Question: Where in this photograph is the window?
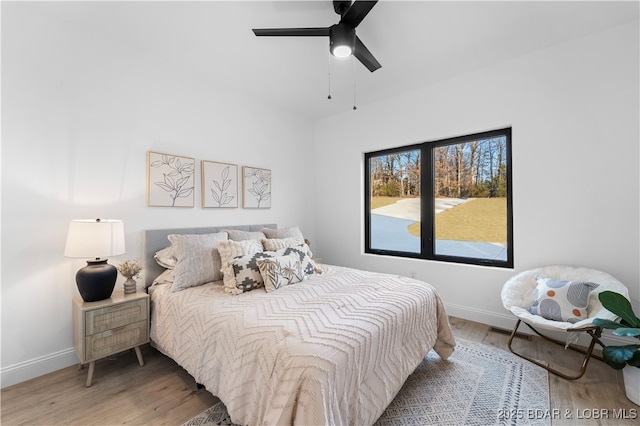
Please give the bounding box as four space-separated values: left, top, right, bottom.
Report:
365 128 513 268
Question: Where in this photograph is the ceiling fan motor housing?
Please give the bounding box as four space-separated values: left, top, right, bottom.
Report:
330 23 356 56
333 1 353 17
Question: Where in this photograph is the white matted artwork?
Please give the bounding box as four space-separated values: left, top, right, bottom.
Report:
242 166 271 209
202 160 238 208
147 151 195 207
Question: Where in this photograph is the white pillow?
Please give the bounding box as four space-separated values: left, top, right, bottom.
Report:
217 239 263 294
154 246 176 269
168 232 228 292
152 268 175 285
262 226 304 240
258 254 305 293
528 276 599 323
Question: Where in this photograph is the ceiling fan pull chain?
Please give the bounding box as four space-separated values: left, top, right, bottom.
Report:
327 54 332 100
353 56 357 110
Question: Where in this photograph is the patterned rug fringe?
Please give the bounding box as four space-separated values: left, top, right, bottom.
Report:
182 339 550 426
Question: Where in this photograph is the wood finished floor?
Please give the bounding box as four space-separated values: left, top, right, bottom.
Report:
1 317 637 425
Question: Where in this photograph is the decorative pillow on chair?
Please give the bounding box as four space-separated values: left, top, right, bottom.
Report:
258 254 305 293
168 232 228 292
528 276 599 323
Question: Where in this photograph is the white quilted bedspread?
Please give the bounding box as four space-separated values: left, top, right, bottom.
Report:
150 265 456 426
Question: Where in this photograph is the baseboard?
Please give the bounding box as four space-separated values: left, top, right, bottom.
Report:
444 302 634 348
1 348 78 389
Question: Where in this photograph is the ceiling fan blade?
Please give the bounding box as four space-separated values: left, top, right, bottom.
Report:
340 1 378 28
252 27 330 37
354 36 381 72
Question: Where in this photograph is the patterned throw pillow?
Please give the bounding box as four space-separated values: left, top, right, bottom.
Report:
275 244 316 275
225 244 315 294
231 252 273 292
168 232 228 292
528 276 599 323
217 239 264 294
257 254 305 293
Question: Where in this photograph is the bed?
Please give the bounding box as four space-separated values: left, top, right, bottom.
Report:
143 224 456 425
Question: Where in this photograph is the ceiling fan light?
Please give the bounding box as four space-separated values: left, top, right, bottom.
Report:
330 23 355 59
332 45 352 58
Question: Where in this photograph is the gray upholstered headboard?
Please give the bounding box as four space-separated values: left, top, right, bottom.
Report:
142 223 277 288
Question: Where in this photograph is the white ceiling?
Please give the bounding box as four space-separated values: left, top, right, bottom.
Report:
33 1 639 120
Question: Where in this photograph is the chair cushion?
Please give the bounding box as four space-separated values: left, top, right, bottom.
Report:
501 265 630 331
528 277 599 323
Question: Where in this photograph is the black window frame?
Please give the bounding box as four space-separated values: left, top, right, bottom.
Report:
364 127 513 268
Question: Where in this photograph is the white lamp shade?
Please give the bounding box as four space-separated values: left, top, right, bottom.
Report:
64 219 126 259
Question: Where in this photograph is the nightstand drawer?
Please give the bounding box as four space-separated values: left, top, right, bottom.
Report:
85 298 148 335
85 320 149 361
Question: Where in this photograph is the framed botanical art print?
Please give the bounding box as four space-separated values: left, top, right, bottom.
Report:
147 151 195 207
201 160 238 208
242 166 271 209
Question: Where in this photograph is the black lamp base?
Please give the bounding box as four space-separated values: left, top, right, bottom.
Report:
76 259 117 302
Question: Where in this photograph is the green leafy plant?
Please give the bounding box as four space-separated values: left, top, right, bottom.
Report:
593 291 640 369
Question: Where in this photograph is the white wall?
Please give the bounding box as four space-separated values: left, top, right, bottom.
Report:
1 4 316 386
3 4 639 389
314 21 640 331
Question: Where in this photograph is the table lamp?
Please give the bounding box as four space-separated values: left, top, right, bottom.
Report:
64 219 125 302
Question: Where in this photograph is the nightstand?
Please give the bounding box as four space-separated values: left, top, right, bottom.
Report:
72 291 149 387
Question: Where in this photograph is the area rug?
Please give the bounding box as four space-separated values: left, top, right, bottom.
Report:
183 339 550 426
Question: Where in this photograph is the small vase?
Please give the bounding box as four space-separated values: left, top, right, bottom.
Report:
623 365 640 406
123 277 137 294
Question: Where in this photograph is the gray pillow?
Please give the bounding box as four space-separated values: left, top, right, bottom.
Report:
168 232 228 292
224 229 266 241
262 226 304 240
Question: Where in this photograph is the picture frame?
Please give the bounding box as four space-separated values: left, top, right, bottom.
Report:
242 166 271 209
147 151 195 207
201 160 238 208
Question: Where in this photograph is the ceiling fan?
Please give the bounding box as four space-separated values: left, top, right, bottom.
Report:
252 1 381 72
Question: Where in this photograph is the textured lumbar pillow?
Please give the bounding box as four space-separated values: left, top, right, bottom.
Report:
528 276 599 323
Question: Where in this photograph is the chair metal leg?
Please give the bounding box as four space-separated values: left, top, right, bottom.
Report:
507 319 603 380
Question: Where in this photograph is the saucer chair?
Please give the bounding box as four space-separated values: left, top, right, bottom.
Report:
501 265 629 380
